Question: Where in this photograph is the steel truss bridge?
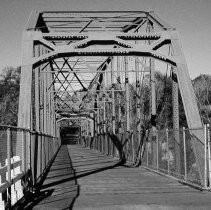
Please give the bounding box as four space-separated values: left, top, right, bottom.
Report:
1 11 211 209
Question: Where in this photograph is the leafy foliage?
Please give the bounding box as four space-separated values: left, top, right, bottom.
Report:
0 65 210 128
0 67 21 125
192 74 211 124
155 72 187 129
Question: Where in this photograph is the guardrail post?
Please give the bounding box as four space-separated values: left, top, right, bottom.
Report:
26 129 31 172
0 162 5 209
100 135 102 153
207 124 211 188
183 127 187 181
204 124 208 188
48 139 50 163
37 131 41 179
166 128 169 174
156 129 159 171
45 136 47 167
30 131 36 186
145 130 149 167
131 133 135 163
107 134 109 155
46 136 49 166
21 130 26 173
42 135 45 172
7 128 11 208
146 140 149 167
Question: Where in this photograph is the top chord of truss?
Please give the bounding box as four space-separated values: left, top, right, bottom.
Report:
26 10 174 33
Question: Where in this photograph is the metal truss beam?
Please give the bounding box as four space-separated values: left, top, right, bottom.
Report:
43 32 163 41
31 49 175 68
147 11 174 30
19 11 203 180
26 11 49 32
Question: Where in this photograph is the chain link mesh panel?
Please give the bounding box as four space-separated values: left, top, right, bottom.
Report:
0 126 61 207
142 127 206 187
0 127 7 168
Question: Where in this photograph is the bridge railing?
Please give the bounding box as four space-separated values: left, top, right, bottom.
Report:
79 130 145 164
80 125 211 190
142 125 211 190
0 125 61 208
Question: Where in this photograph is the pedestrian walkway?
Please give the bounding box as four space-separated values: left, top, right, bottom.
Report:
25 145 211 210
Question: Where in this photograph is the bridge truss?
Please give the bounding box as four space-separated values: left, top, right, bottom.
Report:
18 11 204 182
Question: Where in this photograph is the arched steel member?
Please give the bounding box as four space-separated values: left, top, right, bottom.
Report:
57 116 93 123
57 116 94 138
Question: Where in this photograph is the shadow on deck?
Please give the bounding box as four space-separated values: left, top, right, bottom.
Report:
17 144 211 210
17 144 120 209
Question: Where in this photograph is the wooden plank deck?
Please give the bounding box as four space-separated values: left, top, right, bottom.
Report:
25 145 211 210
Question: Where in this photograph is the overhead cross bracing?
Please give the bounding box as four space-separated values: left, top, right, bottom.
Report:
27 11 176 68
17 10 206 190
23 11 176 116
33 11 172 32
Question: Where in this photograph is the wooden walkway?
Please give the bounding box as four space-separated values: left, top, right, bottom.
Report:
25 145 211 210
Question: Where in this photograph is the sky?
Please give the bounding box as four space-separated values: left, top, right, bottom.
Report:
0 0 210 78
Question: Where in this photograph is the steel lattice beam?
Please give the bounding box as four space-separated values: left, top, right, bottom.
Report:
18 11 204 180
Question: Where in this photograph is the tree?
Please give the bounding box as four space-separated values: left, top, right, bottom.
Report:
192 74 211 124
0 66 21 125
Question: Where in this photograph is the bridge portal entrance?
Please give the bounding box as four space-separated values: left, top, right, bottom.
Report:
18 11 205 185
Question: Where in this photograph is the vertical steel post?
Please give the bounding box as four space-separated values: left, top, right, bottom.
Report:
117 56 122 134
104 70 108 153
103 71 106 135
42 48 45 133
136 56 141 131
18 32 34 182
125 57 130 158
148 22 156 132
26 129 31 171
148 21 157 168
48 137 49 163
146 141 149 167
111 59 115 134
204 124 207 188
135 56 141 163
166 128 170 174
39 48 43 133
150 58 157 168
42 134 45 171
18 31 34 129
86 120 89 136
124 57 130 132
40 46 45 133
150 61 156 130
103 102 106 154
183 127 187 180
37 131 41 178
7 128 11 208
207 124 211 188
50 70 55 137
97 95 100 151
103 101 106 134
21 130 26 173
116 57 121 158
46 50 51 135
172 68 181 174
30 131 36 185
156 129 159 171
48 64 53 136
34 44 40 132
130 132 134 162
